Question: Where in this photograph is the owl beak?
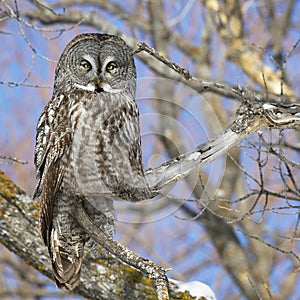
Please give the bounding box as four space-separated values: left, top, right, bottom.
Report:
95 79 103 93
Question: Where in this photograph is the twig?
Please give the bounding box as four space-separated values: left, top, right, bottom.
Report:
0 154 27 164
133 42 192 80
0 80 50 88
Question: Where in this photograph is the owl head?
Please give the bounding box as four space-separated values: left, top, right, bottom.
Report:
54 33 136 96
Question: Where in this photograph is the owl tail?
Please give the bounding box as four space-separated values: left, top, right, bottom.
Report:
50 227 84 290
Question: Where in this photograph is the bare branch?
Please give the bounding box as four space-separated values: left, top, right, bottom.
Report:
0 154 27 165
133 42 192 80
146 99 300 191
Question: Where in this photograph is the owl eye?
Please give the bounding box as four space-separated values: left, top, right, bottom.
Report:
106 61 117 72
80 60 92 71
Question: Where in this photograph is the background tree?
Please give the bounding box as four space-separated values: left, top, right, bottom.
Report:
0 1 299 299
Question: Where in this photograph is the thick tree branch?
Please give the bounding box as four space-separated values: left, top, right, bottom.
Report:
145 98 300 191
0 171 200 300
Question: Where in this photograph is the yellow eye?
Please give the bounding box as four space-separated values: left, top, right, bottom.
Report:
80 60 91 70
106 62 117 72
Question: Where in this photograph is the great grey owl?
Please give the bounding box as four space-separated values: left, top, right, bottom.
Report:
34 33 153 290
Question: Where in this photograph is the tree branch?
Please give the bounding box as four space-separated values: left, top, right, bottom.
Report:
145 98 300 191
0 171 201 300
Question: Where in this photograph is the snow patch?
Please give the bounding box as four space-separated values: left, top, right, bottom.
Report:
170 279 217 300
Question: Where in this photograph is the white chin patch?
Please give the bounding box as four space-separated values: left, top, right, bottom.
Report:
74 83 96 92
100 82 123 94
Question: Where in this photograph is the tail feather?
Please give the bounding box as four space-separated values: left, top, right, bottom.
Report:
46 195 115 290
50 226 84 290
52 251 83 290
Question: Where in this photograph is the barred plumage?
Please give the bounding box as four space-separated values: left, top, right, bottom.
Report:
34 33 151 289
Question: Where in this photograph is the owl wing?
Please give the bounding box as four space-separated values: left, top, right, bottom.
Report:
34 94 71 245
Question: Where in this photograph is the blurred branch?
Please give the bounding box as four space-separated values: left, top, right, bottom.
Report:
205 0 295 96
50 0 198 57
0 154 27 165
264 0 295 64
20 3 300 104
